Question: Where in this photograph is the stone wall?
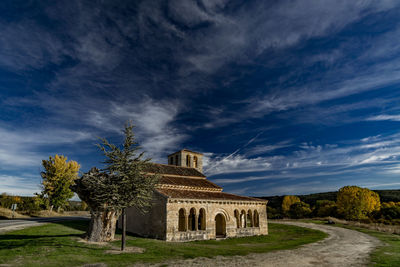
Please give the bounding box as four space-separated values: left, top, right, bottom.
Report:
119 192 167 239
168 150 203 173
165 199 268 241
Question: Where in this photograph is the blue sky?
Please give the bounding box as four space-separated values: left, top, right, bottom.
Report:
1 0 400 197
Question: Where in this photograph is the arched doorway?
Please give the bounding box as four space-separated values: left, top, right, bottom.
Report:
215 213 226 238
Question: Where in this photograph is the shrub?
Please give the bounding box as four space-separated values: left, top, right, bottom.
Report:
267 206 283 219
0 194 22 209
289 201 312 219
379 202 400 220
314 200 337 217
19 197 42 215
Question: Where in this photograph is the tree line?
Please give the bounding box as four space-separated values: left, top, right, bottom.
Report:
267 186 400 224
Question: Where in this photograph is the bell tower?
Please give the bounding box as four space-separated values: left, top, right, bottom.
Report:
168 149 203 173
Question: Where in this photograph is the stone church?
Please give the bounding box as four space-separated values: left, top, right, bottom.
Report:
122 149 268 241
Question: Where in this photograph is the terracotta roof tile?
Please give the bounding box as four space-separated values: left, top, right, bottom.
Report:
160 176 221 189
143 163 205 177
156 188 266 202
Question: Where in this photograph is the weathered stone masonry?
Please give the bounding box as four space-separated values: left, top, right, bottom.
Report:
121 149 268 241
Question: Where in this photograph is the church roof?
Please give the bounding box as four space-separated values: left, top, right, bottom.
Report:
144 161 264 203
159 176 221 190
156 188 266 202
143 163 205 177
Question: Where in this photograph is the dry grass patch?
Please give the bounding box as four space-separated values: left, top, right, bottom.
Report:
324 217 400 234
0 207 29 219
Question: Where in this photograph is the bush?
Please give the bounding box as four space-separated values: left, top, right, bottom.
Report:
379 202 400 220
18 197 42 214
0 194 22 209
289 201 312 219
267 206 283 219
314 200 337 217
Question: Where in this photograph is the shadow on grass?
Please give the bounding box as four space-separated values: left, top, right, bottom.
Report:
0 220 102 250
52 220 89 232
0 233 87 250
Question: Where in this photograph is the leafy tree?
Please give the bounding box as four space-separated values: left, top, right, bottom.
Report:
336 186 380 220
0 194 22 209
19 196 42 214
72 123 159 242
314 200 337 217
41 155 80 212
282 195 301 215
289 201 312 219
379 202 400 220
267 206 282 219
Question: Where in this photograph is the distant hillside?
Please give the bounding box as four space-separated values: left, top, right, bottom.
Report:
259 189 400 209
375 189 400 202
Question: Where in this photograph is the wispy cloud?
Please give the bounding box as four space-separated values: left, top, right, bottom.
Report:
1 1 400 197
366 115 400 122
207 133 400 185
0 126 93 170
0 175 41 196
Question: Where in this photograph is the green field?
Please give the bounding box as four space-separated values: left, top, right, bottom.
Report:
0 221 326 267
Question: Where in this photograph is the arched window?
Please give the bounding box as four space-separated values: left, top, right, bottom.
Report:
193 156 198 168
247 210 253 227
254 210 260 227
175 155 179 166
188 208 196 231
178 208 187 231
240 210 246 228
234 210 240 228
186 155 191 167
198 208 206 230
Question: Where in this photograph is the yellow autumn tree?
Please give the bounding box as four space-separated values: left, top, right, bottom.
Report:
41 155 80 212
282 195 301 214
336 186 380 220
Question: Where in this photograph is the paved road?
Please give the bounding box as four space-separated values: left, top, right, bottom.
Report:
0 216 89 233
144 221 381 267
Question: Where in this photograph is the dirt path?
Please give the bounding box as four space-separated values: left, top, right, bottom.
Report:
140 221 381 267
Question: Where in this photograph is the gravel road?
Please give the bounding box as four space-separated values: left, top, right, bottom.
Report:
143 221 381 267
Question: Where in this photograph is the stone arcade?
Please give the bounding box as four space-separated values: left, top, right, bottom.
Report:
121 149 268 241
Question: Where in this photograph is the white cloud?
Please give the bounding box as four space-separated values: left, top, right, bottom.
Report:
0 175 41 196
0 126 93 170
204 153 275 176
206 133 400 181
84 98 187 162
366 115 400 122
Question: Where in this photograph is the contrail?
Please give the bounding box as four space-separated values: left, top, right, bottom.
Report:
206 131 264 172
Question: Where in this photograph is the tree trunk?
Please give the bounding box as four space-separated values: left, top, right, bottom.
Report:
87 210 119 242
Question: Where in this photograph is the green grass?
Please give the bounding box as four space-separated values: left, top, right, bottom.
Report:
301 219 400 267
0 221 327 267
